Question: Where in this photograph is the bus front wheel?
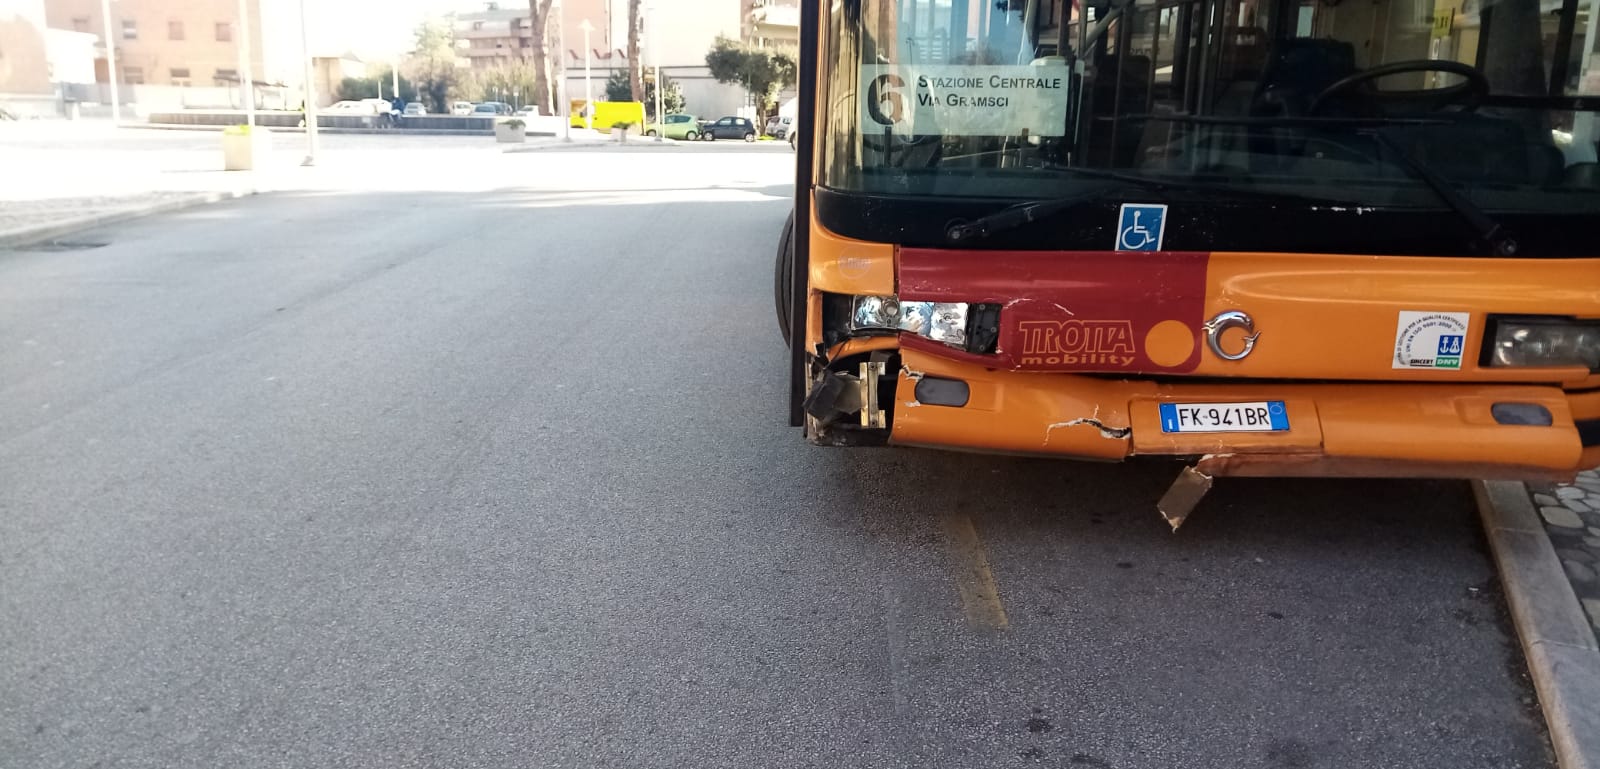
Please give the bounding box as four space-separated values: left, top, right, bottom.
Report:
775 210 795 346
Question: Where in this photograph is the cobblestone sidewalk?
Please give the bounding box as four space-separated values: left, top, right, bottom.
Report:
1529 467 1600 640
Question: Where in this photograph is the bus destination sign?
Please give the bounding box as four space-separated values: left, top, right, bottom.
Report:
859 64 1071 137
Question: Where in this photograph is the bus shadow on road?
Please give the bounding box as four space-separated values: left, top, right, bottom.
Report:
825 444 1481 554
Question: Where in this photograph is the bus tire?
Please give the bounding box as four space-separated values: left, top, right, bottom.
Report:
775 209 796 346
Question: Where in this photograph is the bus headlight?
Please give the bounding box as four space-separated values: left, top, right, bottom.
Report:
847 295 970 348
851 295 902 330
899 301 969 348
1487 318 1600 371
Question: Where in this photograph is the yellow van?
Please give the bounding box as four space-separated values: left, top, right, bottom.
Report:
570 100 646 131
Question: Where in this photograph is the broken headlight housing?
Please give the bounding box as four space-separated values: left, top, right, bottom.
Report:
844 295 999 353
1485 317 1600 372
896 301 970 348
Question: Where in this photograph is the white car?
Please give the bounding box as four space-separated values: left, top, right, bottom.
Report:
451 101 474 116
515 106 542 117
324 99 390 116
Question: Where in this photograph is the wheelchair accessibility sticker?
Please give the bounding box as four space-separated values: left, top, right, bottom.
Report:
1392 311 1470 369
1116 204 1167 252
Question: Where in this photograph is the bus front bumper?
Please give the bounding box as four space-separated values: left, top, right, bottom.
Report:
891 349 1600 481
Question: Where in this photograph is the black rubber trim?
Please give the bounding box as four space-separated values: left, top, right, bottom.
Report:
788 0 820 427
815 187 1600 258
1579 418 1600 447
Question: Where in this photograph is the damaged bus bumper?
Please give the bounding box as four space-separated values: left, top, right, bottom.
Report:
890 347 1599 481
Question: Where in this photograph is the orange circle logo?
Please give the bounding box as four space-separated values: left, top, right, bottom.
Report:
1144 320 1195 367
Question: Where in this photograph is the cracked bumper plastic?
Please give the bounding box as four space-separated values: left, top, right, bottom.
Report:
890 348 1589 481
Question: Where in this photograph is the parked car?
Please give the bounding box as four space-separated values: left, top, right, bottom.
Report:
403 102 427 116
323 100 371 114
644 114 701 140
764 115 793 139
451 101 474 116
361 98 396 116
473 102 515 116
700 116 758 142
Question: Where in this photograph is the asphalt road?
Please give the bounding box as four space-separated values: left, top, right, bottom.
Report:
0 140 1552 768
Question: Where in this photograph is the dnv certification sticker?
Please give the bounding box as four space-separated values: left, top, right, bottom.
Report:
1393 311 1470 369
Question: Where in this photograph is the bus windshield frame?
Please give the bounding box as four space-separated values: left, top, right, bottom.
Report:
816 0 1600 249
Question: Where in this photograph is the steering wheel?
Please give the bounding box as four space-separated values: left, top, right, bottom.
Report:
1307 60 1489 116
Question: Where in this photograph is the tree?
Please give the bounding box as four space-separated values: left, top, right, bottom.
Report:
627 0 644 101
462 63 542 108
336 69 416 102
704 37 796 131
605 69 685 119
524 0 555 114
605 69 631 102
404 18 462 115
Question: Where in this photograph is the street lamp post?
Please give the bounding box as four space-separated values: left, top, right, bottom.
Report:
235 0 256 128
580 19 593 130
99 0 120 123
555 0 571 141
298 0 317 166
649 2 662 142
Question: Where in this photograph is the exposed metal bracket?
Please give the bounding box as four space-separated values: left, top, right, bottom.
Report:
859 360 887 429
1157 466 1214 531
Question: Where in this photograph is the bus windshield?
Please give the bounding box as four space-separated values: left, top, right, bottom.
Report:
820 0 1600 214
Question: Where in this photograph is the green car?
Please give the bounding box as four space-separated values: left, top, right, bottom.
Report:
644 114 702 141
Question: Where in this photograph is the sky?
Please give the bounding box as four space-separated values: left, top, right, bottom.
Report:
272 0 718 70
298 0 485 60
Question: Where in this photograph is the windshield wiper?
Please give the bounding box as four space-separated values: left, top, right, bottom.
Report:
944 166 1331 243
945 185 1116 243
1366 129 1518 256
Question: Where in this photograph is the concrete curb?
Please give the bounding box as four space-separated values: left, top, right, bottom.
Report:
502 139 681 153
0 188 255 250
1474 479 1600 769
128 124 571 138
131 123 499 136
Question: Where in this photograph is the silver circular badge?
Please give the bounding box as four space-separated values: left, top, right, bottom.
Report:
1204 311 1260 361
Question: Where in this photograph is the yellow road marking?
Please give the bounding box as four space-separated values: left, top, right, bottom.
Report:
941 513 1010 630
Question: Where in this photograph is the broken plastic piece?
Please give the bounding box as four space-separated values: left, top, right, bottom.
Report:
802 370 863 425
1157 466 1213 531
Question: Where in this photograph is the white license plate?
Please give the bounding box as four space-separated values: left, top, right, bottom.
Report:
1159 401 1289 433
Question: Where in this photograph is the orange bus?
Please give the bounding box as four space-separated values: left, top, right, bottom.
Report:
777 0 1600 523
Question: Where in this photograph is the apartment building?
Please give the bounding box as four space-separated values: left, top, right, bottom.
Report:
1 0 52 100
42 0 281 88
452 0 741 70
455 4 529 70
445 0 754 117
743 0 798 50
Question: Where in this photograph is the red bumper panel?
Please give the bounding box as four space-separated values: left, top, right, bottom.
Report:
898 248 1209 373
